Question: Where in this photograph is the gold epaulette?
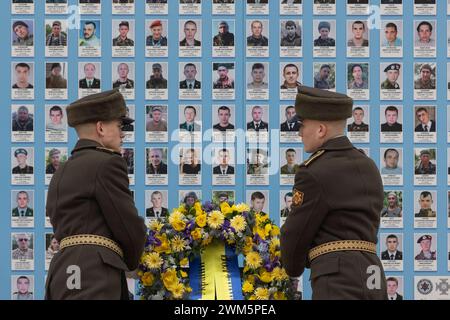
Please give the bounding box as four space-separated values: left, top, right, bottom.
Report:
96 147 121 156
302 150 325 167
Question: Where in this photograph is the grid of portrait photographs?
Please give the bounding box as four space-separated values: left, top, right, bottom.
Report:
6 0 450 300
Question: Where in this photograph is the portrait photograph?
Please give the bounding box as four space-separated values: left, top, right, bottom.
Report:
11 275 34 300
78 20 101 58
212 20 235 58
380 148 403 186
11 190 34 228
11 62 34 100
11 232 34 271
146 105 168 143
280 20 302 58
112 62 135 100
112 20 135 58
145 147 168 186
11 19 34 57
380 191 403 229
45 62 68 100
78 62 101 98
146 62 168 100
145 19 168 58
414 148 437 186
313 20 336 58
380 20 403 58
145 190 169 222
380 105 403 144
45 19 68 58
246 62 269 100
45 104 68 143
11 104 34 143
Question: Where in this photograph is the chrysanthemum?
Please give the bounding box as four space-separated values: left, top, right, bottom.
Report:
254 287 270 300
171 282 185 299
149 220 164 232
207 210 225 229
141 272 155 287
169 211 186 231
230 215 247 232
245 251 262 269
171 235 187 252
272 267 288 281
235 203 250 213
242 281 254 293
143 252 163 270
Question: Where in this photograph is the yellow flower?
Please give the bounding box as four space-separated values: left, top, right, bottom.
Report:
180 270 188 278
245 251 262 269
162 269 179 291
171 282 185 299
177 205 187 214
242 281 254 293
270 238 280 254
191 228 202 241
243 237 254 254
264 223 272 237
230 215 246 232
141 272 155 287
207 210 225 229
154 234 171 254
169 211 186 232
149 220 164 232
195 213 207 228
270 225 280 237
194 202 203 215
254 226 266 240
273 292 286 300
246 275 256 284
255 213 269 226
185 286 192 293
171 235 187 253
249 295 257 300
272 267 288 281
220 202 233 216
255 288 270 300
235 203 250 213
180 258 189 267
258 271 274 283
143 252 163 270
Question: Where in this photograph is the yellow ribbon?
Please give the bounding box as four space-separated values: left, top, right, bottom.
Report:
200 241 232 300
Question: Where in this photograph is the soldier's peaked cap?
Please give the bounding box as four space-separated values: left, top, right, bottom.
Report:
417 235 432 243
295 86 353 121
67 89 133 127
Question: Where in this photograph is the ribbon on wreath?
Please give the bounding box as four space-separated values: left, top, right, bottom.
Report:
189 241 243 300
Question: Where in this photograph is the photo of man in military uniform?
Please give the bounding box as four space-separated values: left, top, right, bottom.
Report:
381 63 401 89
112 21 134 47
213 21 234 46
12 148 33 174
415 235 436 260
12 233 34 260
45 89 146 300
12 276 33 300
347 107 369 132
146 63 167 89
415 149 436 175
314 21 335 47
281 86 387 300
414 64 435 90
12 191 34 218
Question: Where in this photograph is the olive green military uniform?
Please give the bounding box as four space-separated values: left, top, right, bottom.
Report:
280 87 387 300
45 90 146 300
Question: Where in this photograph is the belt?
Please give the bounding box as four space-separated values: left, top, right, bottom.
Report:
308 240 377 262
60 234 124 259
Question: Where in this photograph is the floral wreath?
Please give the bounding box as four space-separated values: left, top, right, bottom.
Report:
138 200 293 300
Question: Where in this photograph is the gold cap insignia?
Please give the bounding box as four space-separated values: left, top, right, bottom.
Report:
293 189 304 207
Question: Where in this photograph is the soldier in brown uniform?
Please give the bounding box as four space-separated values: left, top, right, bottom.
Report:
280 86 387 300
45 89 146 300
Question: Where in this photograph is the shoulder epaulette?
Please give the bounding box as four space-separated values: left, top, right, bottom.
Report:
302 150 326 167
96 147 121 156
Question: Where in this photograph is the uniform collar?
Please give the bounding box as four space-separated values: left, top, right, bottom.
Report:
71 139 103 155
318 136 354 151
